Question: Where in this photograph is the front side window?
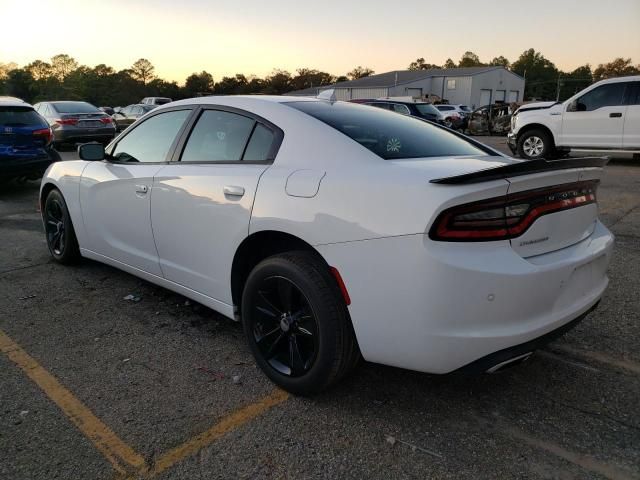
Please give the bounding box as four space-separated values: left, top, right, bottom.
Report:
575 83 626 111
181 110 255 162
287 101 489 160
112 109 190 163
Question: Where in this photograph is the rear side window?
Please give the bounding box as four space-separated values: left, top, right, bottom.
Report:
181 110 255 162
243 124 275 161
287 101 488 160
576 83 626 111
112 109 190 163
0 107 46 127
437 105 454 111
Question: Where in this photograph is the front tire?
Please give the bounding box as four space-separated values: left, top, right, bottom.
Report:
44 189 80 264
517 129 556 160
241 252 360 395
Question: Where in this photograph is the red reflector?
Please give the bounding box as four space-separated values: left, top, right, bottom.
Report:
429 181 598 242
329 266 351 306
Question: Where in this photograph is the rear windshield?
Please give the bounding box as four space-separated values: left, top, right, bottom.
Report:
0 107 46 127
415 104 440 116
52 102 100 113
286 101 488 160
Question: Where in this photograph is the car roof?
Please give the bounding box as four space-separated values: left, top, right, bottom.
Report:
0 97 33 108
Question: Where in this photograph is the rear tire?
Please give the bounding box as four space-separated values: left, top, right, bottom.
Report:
517 129 556 160
44 189 80 264
241 251 360 395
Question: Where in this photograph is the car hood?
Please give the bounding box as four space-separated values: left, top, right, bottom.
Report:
517 101 559 113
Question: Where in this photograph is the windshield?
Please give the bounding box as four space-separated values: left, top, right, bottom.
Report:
286 101 489 160
415 104 440 116
0 107 46 127
52 102 100 114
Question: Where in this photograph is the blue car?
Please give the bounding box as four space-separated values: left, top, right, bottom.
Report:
0 97 60 181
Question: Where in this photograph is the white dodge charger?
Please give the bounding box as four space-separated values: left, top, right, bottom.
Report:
40 95 614 394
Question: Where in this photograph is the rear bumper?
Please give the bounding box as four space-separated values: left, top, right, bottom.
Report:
53 127 115 144
0 153 55 178
316 220 614 374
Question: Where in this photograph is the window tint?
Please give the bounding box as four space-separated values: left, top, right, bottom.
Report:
51 102 100 113
368 102 391 110
437 105 455 111
576 83 626 111
0 107 47 127
415 104 440 116
181 110 255 162
112 109 190 163
243 124 275 161
391 104 410 115
627 82 640 105
287 101 489 160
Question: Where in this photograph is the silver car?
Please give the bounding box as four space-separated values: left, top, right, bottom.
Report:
33 101 116 147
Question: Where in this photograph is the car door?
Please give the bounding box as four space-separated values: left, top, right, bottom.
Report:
79 107 193 275
151 106 283 305
561 81 628 148
623 81 640 148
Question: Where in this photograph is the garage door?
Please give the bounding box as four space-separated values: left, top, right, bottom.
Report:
407 88 422 99
495 90 506 102
508 90 519 102
480 89 492 106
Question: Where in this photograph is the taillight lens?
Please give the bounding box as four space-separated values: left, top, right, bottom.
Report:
429 180 598 242
99 117 113 124
56 118 78 125
32 127 52 145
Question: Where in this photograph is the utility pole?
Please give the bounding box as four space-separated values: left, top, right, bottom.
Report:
556 75 562 101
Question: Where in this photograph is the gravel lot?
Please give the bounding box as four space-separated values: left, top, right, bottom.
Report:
1 140 639 480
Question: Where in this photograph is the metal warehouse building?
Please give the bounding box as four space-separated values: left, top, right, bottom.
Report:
288 66 525 109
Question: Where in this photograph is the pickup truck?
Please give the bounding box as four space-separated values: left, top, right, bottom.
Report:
508 76 640 160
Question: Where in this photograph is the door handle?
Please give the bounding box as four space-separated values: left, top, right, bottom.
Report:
223 185 245 197
135 184 148 194
609 112 622 118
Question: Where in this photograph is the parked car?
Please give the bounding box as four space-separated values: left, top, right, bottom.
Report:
509 76 640 159
112 104 156 131
99 106 115 115
40 97 613 394
140 97 172 106
0 97 59 181
34 101 116 147
359 99 445 124
467 103 514 136
435 104 471 129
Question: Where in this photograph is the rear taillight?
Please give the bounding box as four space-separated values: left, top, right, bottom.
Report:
429 181 598 242
32 127 52 145
99 117 113 124
56 118 78 125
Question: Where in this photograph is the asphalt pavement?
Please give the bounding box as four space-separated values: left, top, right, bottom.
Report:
1 140 639 479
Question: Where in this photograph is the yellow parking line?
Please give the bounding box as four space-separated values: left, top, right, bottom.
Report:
0 329 147 476
147 388 289 477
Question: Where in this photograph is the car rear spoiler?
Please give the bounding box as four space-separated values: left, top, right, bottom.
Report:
430 157 609 185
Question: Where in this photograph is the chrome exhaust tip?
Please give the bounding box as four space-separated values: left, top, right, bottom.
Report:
486 352 533 373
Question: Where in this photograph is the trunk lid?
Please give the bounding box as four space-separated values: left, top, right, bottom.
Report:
505 165 603 257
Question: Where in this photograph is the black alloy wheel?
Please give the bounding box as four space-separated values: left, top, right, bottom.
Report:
242 252 360 395
44 189 80 264
251 276 319 377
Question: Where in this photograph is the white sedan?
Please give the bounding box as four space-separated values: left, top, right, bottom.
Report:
40 96 613 394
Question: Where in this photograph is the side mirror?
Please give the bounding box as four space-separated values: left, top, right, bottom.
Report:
78 142 105 161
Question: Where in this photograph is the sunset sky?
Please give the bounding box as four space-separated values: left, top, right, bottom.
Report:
1 0 639 83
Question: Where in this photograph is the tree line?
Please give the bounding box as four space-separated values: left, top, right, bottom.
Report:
0 50 637 107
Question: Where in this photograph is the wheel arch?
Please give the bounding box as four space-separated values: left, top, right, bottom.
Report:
231 230 330 312
517 123 556 147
